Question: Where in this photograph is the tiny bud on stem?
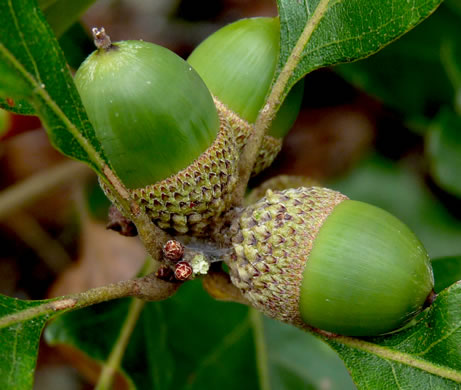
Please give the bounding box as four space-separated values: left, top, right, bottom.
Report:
163 239 185 262
175 261 193 281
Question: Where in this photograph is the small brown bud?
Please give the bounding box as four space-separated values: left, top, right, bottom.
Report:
106 205 138 236
175 261 193 281
163 240 184 262
156 266 175 282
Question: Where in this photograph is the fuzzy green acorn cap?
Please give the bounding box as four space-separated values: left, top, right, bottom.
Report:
102 110 240 236
130 112 239 235
228 187 347 327
213 99 282 176
228 187 434 335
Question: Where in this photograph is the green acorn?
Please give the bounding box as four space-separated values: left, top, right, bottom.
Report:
74 28 240 235
188 17 304 175
228 186 435 336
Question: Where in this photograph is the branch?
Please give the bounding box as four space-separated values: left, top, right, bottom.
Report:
95 298 145 390
232 0 332 203
0 160 90 220
0 273 179 329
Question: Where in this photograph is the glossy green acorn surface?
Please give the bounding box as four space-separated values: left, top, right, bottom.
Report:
188 17 303 139
75 40 220 189
229 187 434 336
299 200 434 336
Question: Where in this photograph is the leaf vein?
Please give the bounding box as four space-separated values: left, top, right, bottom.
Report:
7 0 43 85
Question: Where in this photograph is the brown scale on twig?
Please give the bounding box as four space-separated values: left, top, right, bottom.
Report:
106 205 138 236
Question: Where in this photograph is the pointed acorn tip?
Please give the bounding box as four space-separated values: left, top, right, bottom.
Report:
92 27 112 50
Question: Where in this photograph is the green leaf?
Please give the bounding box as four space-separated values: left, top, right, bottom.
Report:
445 0 461 21
432 256 461 293
45 281 260 390
0 0 106 175
331 155 461 259
259 314 357 390
0 295 60 390
41 0 97 38
46 281 361 390
0 61 31 101
324 282 461 389
337 4 461 126
58 23 93 70
427 108 461 197
275 0 443 100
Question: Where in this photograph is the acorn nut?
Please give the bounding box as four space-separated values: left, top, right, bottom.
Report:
188 17 304 175
74 29 240 235
227 186 435 336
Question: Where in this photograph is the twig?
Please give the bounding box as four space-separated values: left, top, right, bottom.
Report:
95 298 145 390
94 257 157 390
232 0 332 204
0 160 90 220
0 273 179 329
5 211 72 273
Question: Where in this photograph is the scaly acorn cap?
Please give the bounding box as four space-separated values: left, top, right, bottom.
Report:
228 187 435 336
75 35 240 235
188 17 304 175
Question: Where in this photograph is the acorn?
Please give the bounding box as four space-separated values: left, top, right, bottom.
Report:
188 17 304 175
227 187 435 336
74 28 240 235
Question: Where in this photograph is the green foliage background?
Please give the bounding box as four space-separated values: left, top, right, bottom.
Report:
0 0 460 389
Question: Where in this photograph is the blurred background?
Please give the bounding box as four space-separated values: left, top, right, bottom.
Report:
1 0 460 389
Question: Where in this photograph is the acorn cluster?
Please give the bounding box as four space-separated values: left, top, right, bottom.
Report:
75 22 435 337
76 20 300 236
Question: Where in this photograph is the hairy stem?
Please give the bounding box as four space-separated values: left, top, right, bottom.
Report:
233 0 332 203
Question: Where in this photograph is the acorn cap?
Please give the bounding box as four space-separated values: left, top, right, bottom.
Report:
75 40 220 189
130 115 239 235
228 187 434 336
100 111 239 235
